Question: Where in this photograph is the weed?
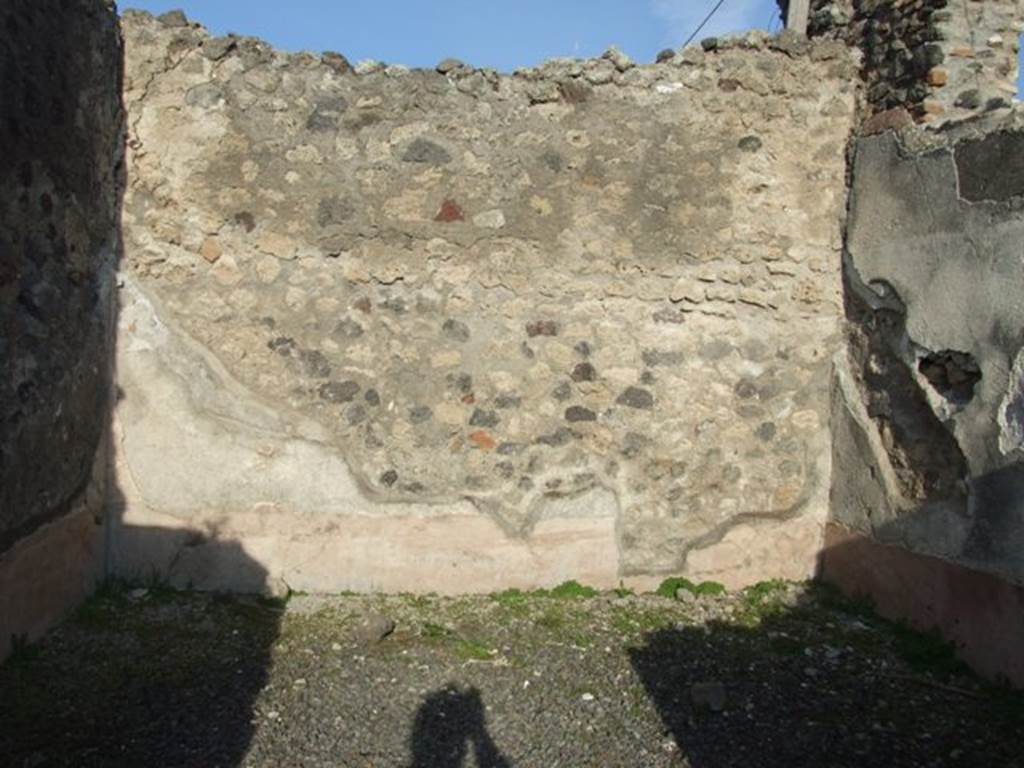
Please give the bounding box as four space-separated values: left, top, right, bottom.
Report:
536 608 566 631
491 581 598 606
491 588 529 607
548 580 599 599
655 577 695 598
654 577 725 598
693 581 726 596
733 579 791 626
422 622 451 640
455 639 493 661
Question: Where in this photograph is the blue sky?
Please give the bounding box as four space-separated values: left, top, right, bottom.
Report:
120 0 783 71
122 0 1022 91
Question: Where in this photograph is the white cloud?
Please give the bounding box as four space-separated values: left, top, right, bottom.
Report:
650 0 778 48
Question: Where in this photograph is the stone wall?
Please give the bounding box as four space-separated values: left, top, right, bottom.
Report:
800 0 1021 121
0 0 123 659
112 11 859 594
827 110 1024 685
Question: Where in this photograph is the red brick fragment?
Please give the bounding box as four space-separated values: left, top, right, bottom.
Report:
435 199 464 223
469 430 496 451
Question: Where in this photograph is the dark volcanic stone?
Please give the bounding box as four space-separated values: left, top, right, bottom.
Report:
346 405 367 426
442 318 471 342
536 428 575 447
235 211 256 232
402 138 451 164
573 362 598 382
319 380 360 403
408 405 433 424
268 336 296 356
642 349 683 367
299 349 332 378
738 135 763 152
469 409 500 428
955 89 982 110
616 387 654 410
734 379 758 399
565 406 597 423
571 363 597 382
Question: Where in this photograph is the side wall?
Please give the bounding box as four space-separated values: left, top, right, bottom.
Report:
827 112 1024 686
112 12 858 594
0 0 123 660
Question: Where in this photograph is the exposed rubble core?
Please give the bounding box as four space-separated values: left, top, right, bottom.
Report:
2 0 1024 687
111 11 859 592
801 0 1021 121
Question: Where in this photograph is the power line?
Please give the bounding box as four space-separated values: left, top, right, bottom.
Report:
682 0 729 49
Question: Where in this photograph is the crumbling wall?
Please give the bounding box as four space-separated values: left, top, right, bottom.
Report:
112 11 859 594
828 111 1024 685
803 0 1020 121
0 0 123 659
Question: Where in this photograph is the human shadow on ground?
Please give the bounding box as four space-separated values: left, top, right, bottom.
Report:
629 581 1024 768
0 528 282 768
409 684 511 768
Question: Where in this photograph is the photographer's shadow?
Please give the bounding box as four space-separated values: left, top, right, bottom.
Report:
410 684 510 768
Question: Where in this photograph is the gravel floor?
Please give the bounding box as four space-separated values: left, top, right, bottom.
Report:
1 580 1021 768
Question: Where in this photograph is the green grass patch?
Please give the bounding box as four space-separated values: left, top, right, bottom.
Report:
655 577 727 599
491 588 529 607
491 580 599 605
693 581 727 596
421 622 452 640
734 579 791 626
548 580 599 599
655 577 696 598
455 639 493 661
536 608 566 631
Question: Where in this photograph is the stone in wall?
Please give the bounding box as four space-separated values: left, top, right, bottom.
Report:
113 10 859 592
798 0 1021 122
0 0 123 658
